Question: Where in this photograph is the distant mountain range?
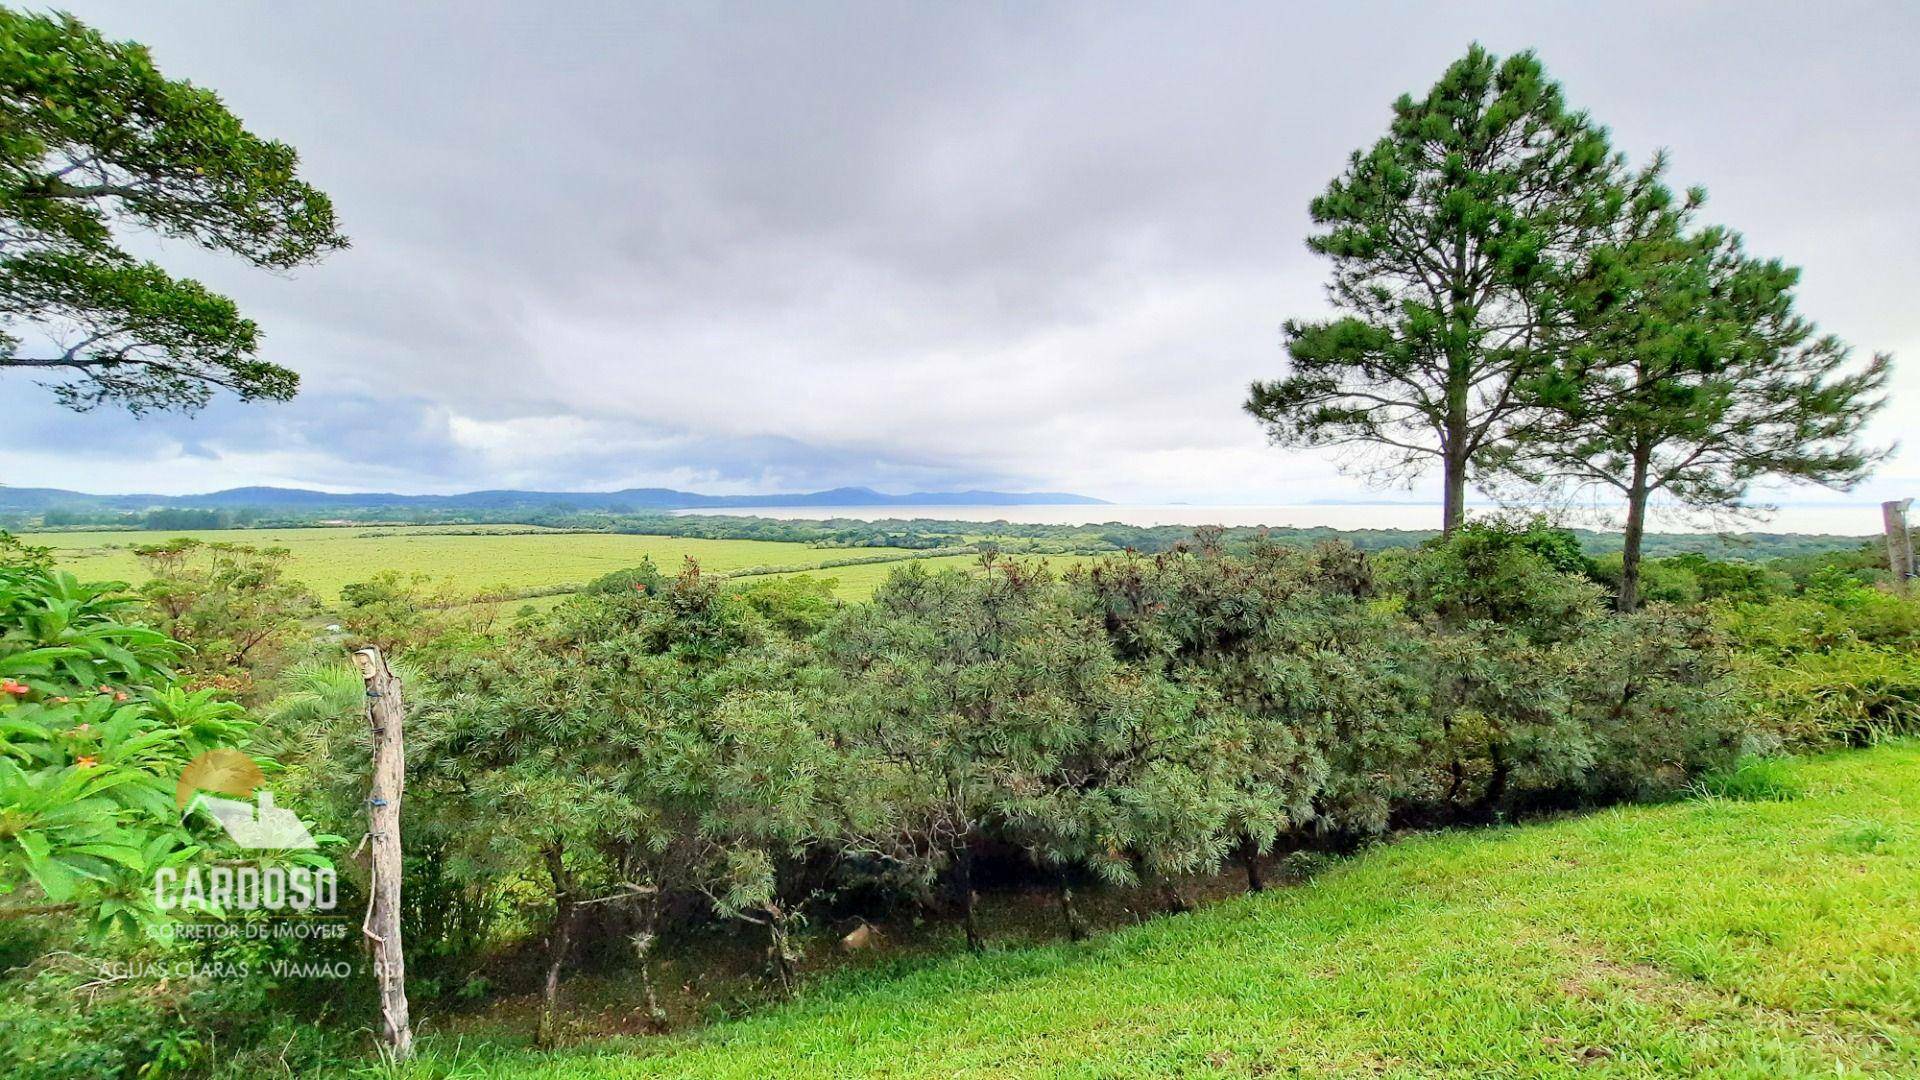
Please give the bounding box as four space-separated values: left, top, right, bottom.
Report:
0 484 1107 514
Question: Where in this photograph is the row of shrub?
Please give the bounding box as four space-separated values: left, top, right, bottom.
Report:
313 519 1786 1044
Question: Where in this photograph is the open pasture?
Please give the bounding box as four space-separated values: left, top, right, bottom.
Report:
37 526 917 602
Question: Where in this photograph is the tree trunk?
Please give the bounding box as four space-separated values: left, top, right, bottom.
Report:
351 646 412 1061
537 844 575 1048
1056 867 1088 942
764 901 798 995
1237 834 1266 893
1477 742 1510 824
1132 853 1192 914
1441 348 1471 536
953 844 983 951
1442 452 1469 536
1618 446 1652 613
629 900 665 1032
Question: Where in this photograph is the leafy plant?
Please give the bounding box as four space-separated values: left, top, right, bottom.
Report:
1690 756 1802 802
0 565 260 936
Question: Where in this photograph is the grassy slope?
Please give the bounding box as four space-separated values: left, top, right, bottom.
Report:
391 743 1920 1079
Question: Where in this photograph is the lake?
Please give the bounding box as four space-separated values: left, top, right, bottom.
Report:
675 503 1892 536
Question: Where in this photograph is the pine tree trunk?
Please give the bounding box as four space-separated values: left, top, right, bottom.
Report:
1056 868 1088 942
953 845 983 951
764 901 798 995
537 844 575 1048
1618 447 1653 613
1238 834 1266 893
630 902 665 1031
1442 453 1469 536
1441 350 1471 536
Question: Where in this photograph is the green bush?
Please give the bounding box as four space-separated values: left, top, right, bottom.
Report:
0 934 359 1080
1591 552 1703 606
0 566 268 936
1719 580 1920 747
1575 606 1748 803
1734 647 1920 747
1660 553 1790 604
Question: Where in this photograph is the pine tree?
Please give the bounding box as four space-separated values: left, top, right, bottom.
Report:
1247 45 1623 532
1506 181 1890 611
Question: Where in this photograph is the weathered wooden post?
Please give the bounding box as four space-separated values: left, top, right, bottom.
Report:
353 645 413 1060
1885 499 1915 595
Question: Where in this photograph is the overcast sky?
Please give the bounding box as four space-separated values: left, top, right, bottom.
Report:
4 1 1915 510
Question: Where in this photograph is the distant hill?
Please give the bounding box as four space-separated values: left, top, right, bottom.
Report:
0 484 1107 514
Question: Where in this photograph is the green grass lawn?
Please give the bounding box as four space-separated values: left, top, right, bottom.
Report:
33 526 919 602
375 742 1920 1078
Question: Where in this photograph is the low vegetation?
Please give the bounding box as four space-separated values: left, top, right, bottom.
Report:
4 518 1917 1077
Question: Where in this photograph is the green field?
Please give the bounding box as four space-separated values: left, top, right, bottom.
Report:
377 742 1920 1079
35 526 924 602
763 552 1108 597
36 528 1111 607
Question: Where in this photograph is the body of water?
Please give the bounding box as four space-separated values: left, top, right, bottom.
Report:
674 503 1890 536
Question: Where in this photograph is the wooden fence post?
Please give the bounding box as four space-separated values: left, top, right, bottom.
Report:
1885 499 1915 595
353 645 413 1060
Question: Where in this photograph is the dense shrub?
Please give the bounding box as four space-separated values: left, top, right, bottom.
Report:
1384 523 1748 817
1720 572 1920 746
1070 543 1427 865
1658 552 1790 604
1571 607 1748 802
1591 551 1703 605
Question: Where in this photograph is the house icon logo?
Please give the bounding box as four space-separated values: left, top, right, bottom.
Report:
177 749 318 850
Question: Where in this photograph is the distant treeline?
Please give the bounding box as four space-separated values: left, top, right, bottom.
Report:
4 504 1882 563
27 506 267 530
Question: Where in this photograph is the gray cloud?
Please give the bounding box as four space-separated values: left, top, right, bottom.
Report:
3 1 1914 505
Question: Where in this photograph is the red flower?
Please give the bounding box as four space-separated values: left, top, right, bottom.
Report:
74 755 99 768
0 679 28 696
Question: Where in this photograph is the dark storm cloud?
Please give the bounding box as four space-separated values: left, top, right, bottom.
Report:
3 1 1914 502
